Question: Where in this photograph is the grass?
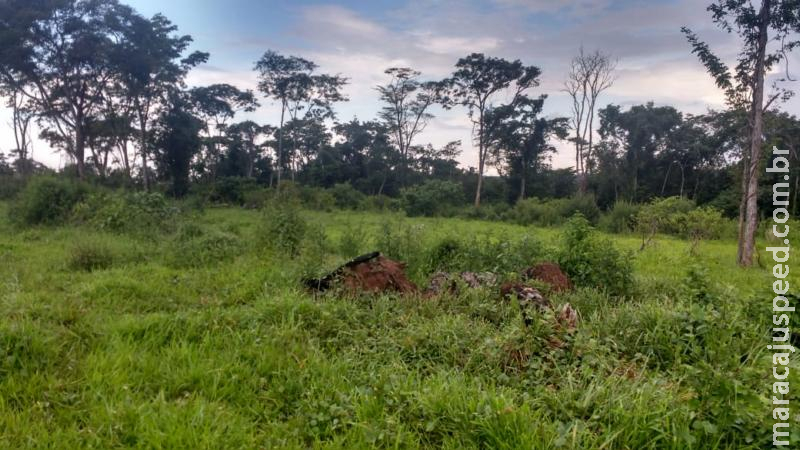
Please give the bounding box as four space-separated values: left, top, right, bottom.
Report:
0 202 798 448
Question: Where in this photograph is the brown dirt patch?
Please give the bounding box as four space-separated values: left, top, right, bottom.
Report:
522 262 573 293
305 252 418 294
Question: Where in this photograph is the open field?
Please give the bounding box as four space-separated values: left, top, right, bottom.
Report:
1 203 798 449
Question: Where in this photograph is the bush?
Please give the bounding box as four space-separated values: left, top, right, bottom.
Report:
259 202 306 256
67 240 114 272
72 191 178 234
557 214 634 296
329 183 366 210
360 195 400 212
599 201 641 234
635 196 696 248
401 180 465 217
508 195 600 226
682 207 726 253
241 188 272 209
10 177 87 226
207 177 259 205
298 187 336 212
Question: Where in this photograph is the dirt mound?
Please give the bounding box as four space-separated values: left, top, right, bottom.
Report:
522 262 573 293
424 271 498 297
305 252 418 294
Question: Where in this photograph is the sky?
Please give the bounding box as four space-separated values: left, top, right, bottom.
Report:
2 0 799 171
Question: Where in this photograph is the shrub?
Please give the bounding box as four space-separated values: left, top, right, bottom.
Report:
338 223 366 258
298 187 336 212
72 191 178 234
259 202 306 256
360 195 400 212
67 240 114 272
557 214 634 296
401 180 464 217
682 207 726 253
241 188 272 209
508 195 600 226
208 177 259 205
10 177 87 226
598 201 640 234
635 196 695 248
329 183 366 210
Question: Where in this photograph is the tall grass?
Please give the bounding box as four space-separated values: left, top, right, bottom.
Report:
0 202 794 448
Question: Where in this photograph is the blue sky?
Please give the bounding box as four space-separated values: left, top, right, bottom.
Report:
4 0 799 169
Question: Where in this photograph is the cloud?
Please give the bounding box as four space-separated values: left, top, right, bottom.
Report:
4 0 799 173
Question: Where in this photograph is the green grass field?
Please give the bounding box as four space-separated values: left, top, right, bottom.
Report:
1 202 798 449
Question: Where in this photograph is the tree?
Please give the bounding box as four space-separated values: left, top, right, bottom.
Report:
189 83 258 180
0 0 135 179
2 88 34 176
490 94 568 201
682 0 800 266
152 93 203 197
376 67 443 185
116 12 208 189
224 121 273 179
597 103 682 201
254 51 347 185
563 48 616 192
446 53 542 207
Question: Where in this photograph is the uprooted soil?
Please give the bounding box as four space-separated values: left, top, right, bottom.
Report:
424 271 498 297
522 262 573 293
305 252 418 294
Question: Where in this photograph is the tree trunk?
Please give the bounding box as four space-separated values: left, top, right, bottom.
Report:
139 119 150 191
75 121 86 180
738 0 770 267
276 103 285 187
474 117 484 208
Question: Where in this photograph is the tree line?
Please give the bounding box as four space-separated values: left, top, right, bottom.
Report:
0 0 798 267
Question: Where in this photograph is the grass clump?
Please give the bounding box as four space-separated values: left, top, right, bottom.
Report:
67 240 115 272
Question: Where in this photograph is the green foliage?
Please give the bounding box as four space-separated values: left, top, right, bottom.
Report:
401 180 464 217
259 202 307 256
10 177 87 226
635 196 696 247
509 195 600 226
207 177 259 205
682 207 726 252
557 214 634 296
598 201 641 233
329 183 366 210
72 191 178 234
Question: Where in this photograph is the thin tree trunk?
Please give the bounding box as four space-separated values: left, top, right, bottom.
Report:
276 103 285 187
738 0 770 267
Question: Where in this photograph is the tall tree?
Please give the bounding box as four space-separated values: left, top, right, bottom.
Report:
563 47 616 192
0 0 135 179
189 83 258 180
225 121 272 178
152 92 203 197
682 0 799 266
492 95 569 201
376 67 442 185
116 12 207 189
446 53 542 207
254 50 347 185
